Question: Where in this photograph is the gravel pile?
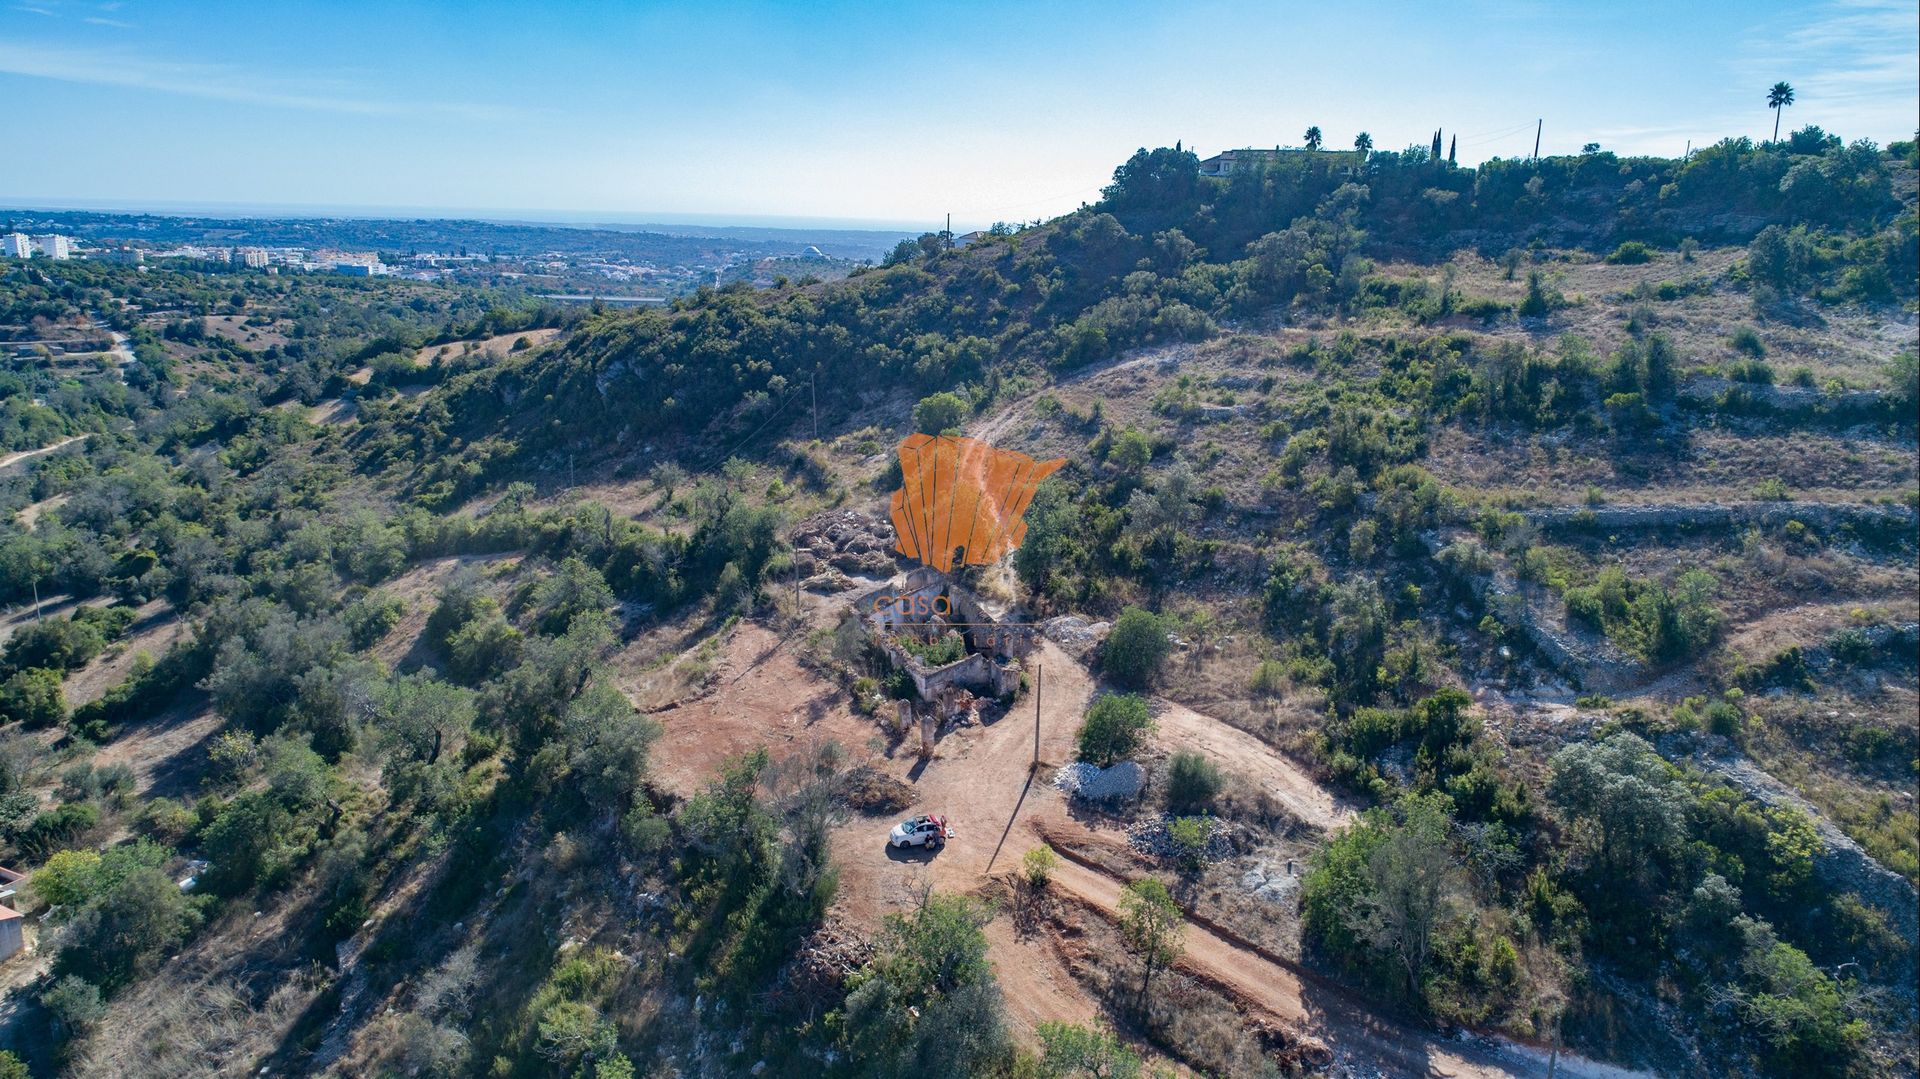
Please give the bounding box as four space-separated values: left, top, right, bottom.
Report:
1042 616 1110 658
1126 814 1234 863
1052 760 1143 802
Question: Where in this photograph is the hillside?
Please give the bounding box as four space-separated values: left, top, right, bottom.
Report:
0 134 1914 1079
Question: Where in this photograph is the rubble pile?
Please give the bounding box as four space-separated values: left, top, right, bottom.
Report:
1052 760 1143 802
1042 615 1111 659
1125 813 1235 862
791 510 898 579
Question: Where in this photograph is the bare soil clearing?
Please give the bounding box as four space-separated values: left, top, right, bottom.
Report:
412 328 561 368
90 697 221 799
640 622 877 800
63 599 187 706
15 492 68 528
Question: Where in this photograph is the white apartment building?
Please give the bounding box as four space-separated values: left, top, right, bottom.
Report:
1 233 31 259
35 234 73 260
238 247 269 268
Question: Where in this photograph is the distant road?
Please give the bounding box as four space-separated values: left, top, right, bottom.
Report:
539 294 666 306
0 434 89 472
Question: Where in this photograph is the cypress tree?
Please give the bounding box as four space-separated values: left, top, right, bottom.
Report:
1432 129 1443 159
1448 134 1456 165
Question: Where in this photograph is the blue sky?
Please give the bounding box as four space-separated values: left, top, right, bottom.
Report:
3 0 1915 228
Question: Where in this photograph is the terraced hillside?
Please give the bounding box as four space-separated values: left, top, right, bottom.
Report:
0 136 1912 1079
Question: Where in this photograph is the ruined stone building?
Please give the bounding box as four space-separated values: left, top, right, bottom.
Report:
857 567 1034 703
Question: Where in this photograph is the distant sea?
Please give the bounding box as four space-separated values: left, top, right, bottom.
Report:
0 197 925 241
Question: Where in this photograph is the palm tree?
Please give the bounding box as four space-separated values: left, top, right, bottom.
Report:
1767 82 1795 143
1304 125 1323 151
1354 131 1373 158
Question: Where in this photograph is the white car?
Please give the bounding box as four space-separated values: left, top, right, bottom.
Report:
888 814 952 849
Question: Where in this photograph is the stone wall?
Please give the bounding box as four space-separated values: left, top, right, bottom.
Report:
1527 500 1916 542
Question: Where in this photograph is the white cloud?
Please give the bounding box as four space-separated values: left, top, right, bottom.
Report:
0 39 530 121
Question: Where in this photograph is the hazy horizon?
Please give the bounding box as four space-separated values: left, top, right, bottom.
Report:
0 197 928 236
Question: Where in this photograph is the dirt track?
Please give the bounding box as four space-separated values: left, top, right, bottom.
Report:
1152 698 1355 831
653 620 1645 1077
0 434 89 473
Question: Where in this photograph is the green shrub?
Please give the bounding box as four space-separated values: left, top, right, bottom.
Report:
1036 1022 1143 1078
1076 693 1154 767
1250 659 1287 696
898 630 967 667
42 974 105 1032
1729 326 1767 358
443 602 521 682
1605 241 1653 264
0 667 66 727
1102 607 1170 689
1704 700 1745 738
18 801 99 859
1166 815 1213 871
1021 846 1057 889
2 613 109 674
343 591 405 650
1164 750 1223 813
912 391 968 434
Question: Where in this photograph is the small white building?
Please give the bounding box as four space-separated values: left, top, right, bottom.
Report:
1 233 31 259
34 234 72 260
0 865 24 961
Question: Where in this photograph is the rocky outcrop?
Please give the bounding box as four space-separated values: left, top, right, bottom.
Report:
1678 375 1895 418
1663 743 1919 971
1423 530 1640 688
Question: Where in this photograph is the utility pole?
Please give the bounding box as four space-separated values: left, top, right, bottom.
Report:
1533 119 1543 161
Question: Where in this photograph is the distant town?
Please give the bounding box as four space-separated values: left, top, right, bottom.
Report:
0 209 915 302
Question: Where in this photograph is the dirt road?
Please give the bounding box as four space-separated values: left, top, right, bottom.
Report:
654 617 1644 1076
1152 698 1355 831
0 434 88 473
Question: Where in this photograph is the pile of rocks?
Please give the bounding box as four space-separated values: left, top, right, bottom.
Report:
1042 615 1111 659
1126 813 1235 863
1239 859 1301 904
1052 760 1143 802
792 510 898 579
